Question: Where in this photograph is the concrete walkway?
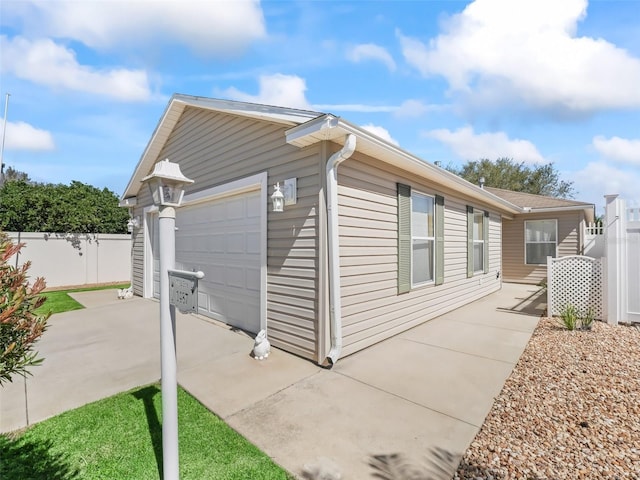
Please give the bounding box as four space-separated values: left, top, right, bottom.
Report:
0 283 544 479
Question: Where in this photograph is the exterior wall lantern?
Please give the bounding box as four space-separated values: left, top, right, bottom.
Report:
141 158 194 480
271 182 285 212
142 158 194 207
127 217 140 233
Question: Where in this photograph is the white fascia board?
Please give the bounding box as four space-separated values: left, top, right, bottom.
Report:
173 94 321 125
526 204 595 222
526 205 592 212
285 115 340 146
286 117 521 216
118 197 137 208
121 96 186 201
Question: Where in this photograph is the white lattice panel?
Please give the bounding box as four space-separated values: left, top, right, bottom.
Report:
548 256 603 319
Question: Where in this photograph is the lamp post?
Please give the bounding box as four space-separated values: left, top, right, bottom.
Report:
142 159 194 480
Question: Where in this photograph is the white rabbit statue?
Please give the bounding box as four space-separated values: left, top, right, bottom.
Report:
117 287 133 299
252 329 271 360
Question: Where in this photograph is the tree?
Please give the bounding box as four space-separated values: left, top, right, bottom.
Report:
0 180 130 233
0 233 50 384
447 158 576 199
2 166 31 183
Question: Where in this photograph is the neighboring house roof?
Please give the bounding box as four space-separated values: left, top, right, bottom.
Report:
485 187 595 222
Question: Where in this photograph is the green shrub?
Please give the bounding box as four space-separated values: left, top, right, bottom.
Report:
0 233 50 384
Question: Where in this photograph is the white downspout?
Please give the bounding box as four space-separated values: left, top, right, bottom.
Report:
326 134 356 365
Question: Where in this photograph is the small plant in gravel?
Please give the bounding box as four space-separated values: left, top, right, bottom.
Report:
558 304 597 331
580 307 595 331
558 304 579 330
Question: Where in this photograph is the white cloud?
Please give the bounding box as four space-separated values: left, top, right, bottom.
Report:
313 99 444 116
425 126 545 164
312 104 396 113
361 124 399 146
592 135 640 166
1 36 151 101
394 99 430 118
347 43 396 71
398 0 640 114
1 120 55 151
574 161 640 207
5 0 265 57
222 74 311 110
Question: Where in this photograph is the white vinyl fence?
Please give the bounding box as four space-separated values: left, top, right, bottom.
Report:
547 195 639 324
7 232 131 289
605 195 640 324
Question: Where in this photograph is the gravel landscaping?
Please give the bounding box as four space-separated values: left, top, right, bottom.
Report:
455 317 640 480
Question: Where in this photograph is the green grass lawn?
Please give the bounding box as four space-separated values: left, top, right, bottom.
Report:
35 283 130 316
0 384 293 480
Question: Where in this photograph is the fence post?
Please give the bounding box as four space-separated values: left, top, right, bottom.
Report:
602 255 608 322
605 194 622 325
547 256 553 317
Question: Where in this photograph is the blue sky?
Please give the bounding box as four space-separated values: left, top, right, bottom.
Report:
1 0 639 212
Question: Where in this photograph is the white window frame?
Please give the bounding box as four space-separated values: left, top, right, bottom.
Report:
525 219 558 265
411 191 435 287
473 211 484 273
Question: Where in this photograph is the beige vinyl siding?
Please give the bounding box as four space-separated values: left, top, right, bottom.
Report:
131 221 144 296
131 178 156 297
502 210 584 285
131 106 322 361
337 154 502 357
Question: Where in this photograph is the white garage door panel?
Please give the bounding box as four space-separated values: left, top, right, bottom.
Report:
246 266 261 291
153 189 262 333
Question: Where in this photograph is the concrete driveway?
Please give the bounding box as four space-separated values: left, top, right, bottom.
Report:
0 283 544 479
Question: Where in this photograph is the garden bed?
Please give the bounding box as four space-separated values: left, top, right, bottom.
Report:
456 317 640 479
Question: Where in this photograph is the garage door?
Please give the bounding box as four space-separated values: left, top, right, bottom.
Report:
153 189 262 334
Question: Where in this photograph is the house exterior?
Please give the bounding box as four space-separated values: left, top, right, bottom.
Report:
121 94 528 365
485 187 595 285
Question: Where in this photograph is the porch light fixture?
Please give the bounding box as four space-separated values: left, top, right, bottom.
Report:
142 158 194 207
126 217 140 233
271 182 284 212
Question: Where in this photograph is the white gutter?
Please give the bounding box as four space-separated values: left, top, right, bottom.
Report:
523 205 594 213
325 134 357 365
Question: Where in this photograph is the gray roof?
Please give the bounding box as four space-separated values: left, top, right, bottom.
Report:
485 187 595 223
485 187 592 209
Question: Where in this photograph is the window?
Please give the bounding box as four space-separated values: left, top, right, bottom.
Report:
525 219 557 264
467 206 489 277
397 184 444 293
473 211 484 273
411 192 435 285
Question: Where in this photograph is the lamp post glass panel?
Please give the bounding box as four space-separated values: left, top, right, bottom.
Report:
141 159 193 480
